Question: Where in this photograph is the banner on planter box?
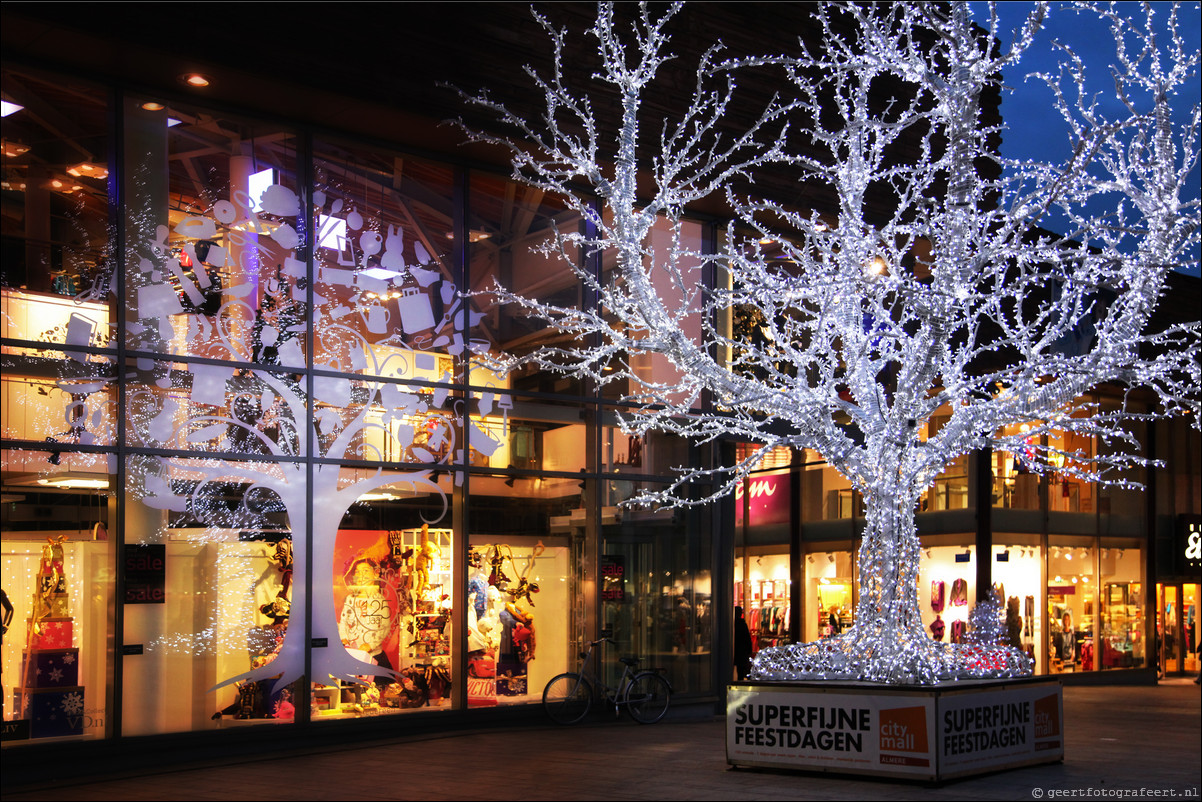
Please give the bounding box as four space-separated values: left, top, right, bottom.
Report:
727 685 937 777
727 680 1063 780
938 684 1063 776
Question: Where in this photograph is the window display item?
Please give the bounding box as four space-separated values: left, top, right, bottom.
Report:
16 536 85 738
930 580 946 613
930 614 945 641
950 619 966 644
950 578 968 606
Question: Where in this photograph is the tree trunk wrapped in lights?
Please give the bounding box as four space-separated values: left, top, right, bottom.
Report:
457 1 1199 684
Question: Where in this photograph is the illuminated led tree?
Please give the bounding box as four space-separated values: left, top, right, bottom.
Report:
459 1 1200 683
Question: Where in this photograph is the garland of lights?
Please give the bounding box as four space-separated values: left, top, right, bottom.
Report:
457 1 1200 684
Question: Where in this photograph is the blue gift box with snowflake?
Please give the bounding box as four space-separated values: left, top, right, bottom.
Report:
15 687 85 738
23 649 79 688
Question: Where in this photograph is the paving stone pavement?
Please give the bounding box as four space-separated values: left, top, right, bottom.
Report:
2 680 1198 801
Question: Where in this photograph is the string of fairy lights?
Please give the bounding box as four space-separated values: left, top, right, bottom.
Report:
459 1 1200 684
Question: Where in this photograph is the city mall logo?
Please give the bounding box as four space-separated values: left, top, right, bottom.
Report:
879 706 929 753
1034 694 1061 739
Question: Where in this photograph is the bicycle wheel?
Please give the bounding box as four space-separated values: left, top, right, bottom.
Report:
543 672 592 725
624 671 671 724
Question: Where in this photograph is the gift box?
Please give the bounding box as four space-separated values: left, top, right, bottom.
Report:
15 686 85 738
22 648 79 688
45 594 70 618
31 619 73 651
496 674 527 696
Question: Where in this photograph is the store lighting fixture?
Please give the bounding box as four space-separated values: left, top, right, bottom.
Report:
1 100 23 117
67 162 108 180
19 471 113 490
827 553 835 563
357 491 396 502
182 73 211 88
807 554 814 564
924 549 932 559
1078 549 1088 560
444 229 492 242
2 139 31 158
141 101 166 111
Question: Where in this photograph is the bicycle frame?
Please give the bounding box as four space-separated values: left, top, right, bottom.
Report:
542 637 672 725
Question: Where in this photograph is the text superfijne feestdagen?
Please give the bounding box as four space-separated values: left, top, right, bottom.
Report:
732 703 870 751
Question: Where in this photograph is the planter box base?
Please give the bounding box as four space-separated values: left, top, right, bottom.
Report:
727 676 1063 782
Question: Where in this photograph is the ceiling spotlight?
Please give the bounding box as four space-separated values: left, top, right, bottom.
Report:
827 553 836 563
141 101 166 111
182 73 211 88
807 554 814 564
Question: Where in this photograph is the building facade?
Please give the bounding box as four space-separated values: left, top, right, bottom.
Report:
1 2 1198 771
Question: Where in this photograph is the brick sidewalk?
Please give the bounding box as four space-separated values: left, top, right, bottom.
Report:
2 680 1198 801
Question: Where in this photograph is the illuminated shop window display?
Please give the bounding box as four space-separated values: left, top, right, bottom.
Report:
735 551 792 652
990 540 1044 672
1047 537 1095 673
917 540 976 648
1098 539 1145 671
802 547 856 643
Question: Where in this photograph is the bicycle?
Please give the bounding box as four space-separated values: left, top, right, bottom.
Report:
542 637 672 725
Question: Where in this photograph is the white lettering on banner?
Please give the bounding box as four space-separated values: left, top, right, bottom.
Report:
1186 525 1201 561
735 479 778 501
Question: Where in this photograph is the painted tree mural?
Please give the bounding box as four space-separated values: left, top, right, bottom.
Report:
84 159 484 692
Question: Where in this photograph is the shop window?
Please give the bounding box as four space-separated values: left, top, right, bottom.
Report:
918 542 975 647
1098 540 1145 670
802 547 855 643
2 469 113 743
2 67 116 746
465 427 582 709
1047 537 1096 673
602 483 713 696
991 540 1042 671
310 524 454 717
464 540 572 708
1183 584 1199 675
735 552 792 651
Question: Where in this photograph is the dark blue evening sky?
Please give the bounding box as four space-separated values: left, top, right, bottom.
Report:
968 2 1201 276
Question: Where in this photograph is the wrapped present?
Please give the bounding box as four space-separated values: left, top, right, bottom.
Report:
31 618 73 650
22 648 79 688
45 593 70 618
496 674 527 696
15 686 85 738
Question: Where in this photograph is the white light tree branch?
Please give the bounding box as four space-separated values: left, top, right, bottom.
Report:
458 1 1200 683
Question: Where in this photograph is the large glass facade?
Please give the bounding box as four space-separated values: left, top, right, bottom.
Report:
0 65 720 747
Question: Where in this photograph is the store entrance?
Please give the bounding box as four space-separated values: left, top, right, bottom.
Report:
1156 583 1199 676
